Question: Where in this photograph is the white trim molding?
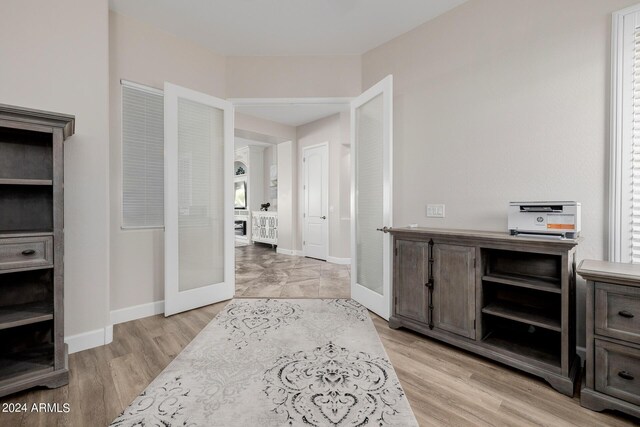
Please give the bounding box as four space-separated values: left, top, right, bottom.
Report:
276 247 297 256
65 325 113 354
327 256 351 265
110 300 165 325
120 79 163 96
229 97 352 107
276 248 305 257
610 4 640 262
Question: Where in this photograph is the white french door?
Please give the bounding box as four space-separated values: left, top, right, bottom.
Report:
303 143 329 260
164 83 234 316
351 75 393 320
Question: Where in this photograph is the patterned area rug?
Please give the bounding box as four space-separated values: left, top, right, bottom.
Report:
110 299 418 426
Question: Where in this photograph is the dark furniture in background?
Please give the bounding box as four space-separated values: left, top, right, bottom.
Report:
389 227 580 396
578 260 640 418
0 104 74 397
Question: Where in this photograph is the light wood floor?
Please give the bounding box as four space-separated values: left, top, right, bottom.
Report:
0 300 636 426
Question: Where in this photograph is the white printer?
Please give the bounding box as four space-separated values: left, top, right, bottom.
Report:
508 201 581 239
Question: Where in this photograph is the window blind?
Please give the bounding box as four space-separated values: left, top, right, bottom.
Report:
122 83 164 228
632 29 640 262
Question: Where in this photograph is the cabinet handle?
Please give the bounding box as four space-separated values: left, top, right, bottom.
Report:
618 371 634 381
21 249 36 256
619 310 635 319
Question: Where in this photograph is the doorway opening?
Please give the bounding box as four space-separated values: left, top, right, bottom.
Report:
231 98 352 299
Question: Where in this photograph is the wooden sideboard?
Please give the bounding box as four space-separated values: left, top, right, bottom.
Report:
389 227 580 396
577 260 640 418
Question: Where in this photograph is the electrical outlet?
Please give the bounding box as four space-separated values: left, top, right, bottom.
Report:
426 204 445 218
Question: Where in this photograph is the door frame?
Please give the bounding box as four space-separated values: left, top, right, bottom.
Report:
230 97 352 259
164 82 235 316
350 75 393 320
302 141 329 260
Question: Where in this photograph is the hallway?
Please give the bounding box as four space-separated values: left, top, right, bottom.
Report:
235 244 350 298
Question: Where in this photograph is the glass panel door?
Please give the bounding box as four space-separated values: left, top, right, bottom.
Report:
164 83 234 316
351 76 393 320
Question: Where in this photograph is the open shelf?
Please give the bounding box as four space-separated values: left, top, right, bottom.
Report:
482 327 561 371
0 179 52 186
0 301 53 330
482 300 561 332
482 273 561 294
483 248 561 287
0 127 53 182
0 344 54 383
0 186 53 232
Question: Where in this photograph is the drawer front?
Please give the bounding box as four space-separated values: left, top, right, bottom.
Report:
595 282 640 345
0 237 53 271
595 339 640 406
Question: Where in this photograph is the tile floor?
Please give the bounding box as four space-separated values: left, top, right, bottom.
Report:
234 244 351 298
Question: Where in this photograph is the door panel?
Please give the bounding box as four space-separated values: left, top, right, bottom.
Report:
303 144 328 260
394 240 429 323
355 93 384 296
433 244 476 338
351 75 393 320
164 83 234 316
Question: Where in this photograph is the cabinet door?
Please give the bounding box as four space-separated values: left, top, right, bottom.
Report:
433 244 476 339
394 240 429 323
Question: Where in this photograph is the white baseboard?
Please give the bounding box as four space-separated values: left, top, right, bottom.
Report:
65 324 113 354
110 300 165 325
276 248 298 256
295 250 304 256
327 256 351 265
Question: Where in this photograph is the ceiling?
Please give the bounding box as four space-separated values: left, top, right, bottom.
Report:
108 0 467 56
234 99 350 127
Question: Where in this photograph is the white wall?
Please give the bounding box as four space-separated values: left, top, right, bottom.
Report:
264 145 277 209
0 0 110 346
227 56 361 98
361 0 640 346
109 11 226 312
296 113 351 259
277 141 296 253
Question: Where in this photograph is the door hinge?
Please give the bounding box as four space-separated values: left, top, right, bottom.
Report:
303 157 306 162
303 185 306 190
303 213 306 218
303 241 306 245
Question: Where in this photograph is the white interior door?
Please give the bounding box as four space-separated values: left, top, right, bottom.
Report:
351 75 393 320
303 143 329 260
164 82 234 316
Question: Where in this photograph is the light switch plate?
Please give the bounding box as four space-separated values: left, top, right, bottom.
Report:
426 204 445 218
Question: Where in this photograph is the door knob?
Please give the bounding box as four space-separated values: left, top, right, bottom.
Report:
321 216 327 219
376 226 391 233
